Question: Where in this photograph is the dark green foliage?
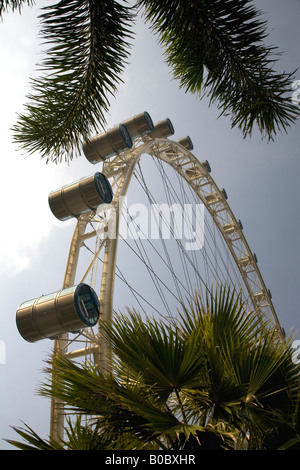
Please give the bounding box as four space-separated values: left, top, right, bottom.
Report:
11 0 135 162
7 287 300 450
138 0 299 140
0 0 34 16
1 0 299 161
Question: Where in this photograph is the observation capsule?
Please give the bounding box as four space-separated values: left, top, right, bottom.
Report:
83 124 132 163
222 188 228 200
148 118 175 138
201 160 211 173
268 289 272 299
176 136 194 150
121 111 154 140
48 172 113 221
16 284 100 343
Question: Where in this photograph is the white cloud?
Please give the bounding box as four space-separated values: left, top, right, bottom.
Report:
0 149 74 276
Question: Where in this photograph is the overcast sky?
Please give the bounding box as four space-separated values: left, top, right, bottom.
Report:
0 0 299 448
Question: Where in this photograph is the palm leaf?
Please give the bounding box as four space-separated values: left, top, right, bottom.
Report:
0 0 34 17
102 309 207 401
5 423 63 450
176 287 299 437
7 285 300 450
12 0 134 162
8 0 300 161
138 0 299 140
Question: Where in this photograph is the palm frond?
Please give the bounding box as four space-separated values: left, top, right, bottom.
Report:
12 0 135 162
7 284 300 450
5 423 63 450
138 0 299 140
0 0 34 17
102 308 207 401
177 287 299 436
5 416 116 450
61 416 111 449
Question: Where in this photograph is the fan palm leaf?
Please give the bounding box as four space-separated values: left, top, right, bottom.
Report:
7 286 300 450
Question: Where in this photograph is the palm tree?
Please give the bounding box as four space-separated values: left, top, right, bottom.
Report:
1 0 299 162
7 286 300 450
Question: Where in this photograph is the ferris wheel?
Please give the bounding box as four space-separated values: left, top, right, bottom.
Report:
16 111 284 442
